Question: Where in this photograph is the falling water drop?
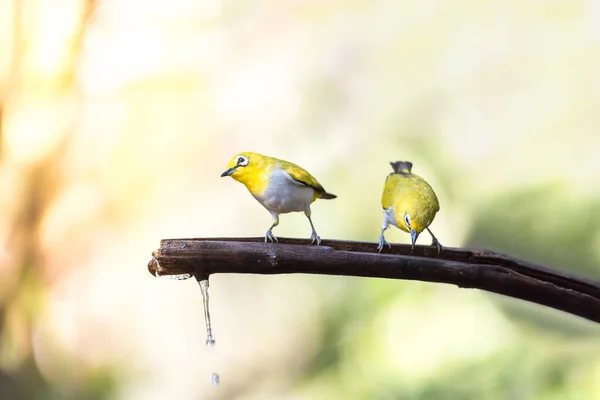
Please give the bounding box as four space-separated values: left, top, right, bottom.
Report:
198 279 215 347
210 372 220 387
206 333 215 348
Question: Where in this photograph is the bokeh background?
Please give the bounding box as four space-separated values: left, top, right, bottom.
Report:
2 0 600 398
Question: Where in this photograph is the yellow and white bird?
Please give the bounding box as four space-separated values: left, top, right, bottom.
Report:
221 152 336 245
378 161 442 253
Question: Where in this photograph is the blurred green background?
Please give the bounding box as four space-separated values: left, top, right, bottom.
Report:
1 0 600 398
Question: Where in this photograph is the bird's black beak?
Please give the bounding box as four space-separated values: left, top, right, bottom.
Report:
410 229 419 250
221 167 237 177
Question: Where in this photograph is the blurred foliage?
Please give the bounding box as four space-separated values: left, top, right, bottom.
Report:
468 184 600 278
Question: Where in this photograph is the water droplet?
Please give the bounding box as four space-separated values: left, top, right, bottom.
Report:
206 333 215 348
209 372 220 387
198 279 215 347
159 273 192 280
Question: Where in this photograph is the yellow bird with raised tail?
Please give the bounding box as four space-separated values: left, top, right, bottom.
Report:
221 152 336 245
378 161 442 253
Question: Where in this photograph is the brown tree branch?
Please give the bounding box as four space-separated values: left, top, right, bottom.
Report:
148 237 600 323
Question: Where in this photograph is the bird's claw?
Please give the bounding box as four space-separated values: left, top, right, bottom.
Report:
265 230 278 243
310 232 321 246
431 238 442 254
377 236 391 253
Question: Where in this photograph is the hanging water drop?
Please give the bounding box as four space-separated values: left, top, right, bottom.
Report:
160 273 192 280
198 279 215 347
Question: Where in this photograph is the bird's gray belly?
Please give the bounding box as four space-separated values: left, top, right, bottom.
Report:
260 175 314 213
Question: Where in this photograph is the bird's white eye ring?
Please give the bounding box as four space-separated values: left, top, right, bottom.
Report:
237 156 249 166
403 213 411 230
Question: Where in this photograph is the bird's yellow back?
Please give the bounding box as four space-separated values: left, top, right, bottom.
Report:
382 164 439 234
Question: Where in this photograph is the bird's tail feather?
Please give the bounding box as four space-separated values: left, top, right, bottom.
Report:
390 161 413 174
320 192 337 200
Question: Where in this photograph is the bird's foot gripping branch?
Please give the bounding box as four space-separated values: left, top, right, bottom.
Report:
148 237 600 323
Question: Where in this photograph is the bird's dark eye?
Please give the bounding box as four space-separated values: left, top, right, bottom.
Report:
237 156 248 166
403 213 411 229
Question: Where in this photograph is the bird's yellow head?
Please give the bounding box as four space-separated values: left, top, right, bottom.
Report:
396 195 439 247
220 152 263 184
402 212 427 243
396 209 439 250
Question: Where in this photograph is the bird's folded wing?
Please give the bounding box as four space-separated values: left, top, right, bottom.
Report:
284 164 327 194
